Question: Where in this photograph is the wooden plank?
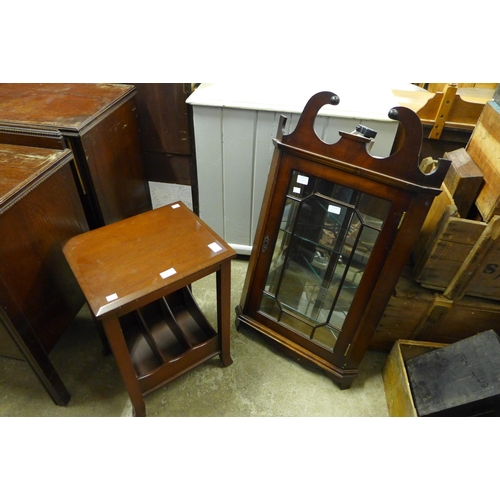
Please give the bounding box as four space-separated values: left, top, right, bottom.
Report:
375 299 428 346
427 239 476 262
416 90 486 129
428 84 457 140
422 217 486 287
383 341 418 417
400 340 449 359
467 101 500 221
416 258 468 290
414 182 487 291
412 295 454 340
443 148 484 217
372 270 500 349
391 89 434 114
423 295 500 343
445 216 500 300
392 85 493 130
439 217 486 244
414 215 486 290
413 182 456 263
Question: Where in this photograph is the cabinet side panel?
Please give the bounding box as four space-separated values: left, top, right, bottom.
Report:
80 96 152 225
251 111 284 244
0 164 87 353
132 83 192 155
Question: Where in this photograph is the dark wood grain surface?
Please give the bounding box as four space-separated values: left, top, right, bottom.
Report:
0 143 89 405
0 83 152 228
0 83 135 131
64 202 235 318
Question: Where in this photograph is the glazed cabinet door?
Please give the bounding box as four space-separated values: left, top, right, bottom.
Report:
258 170 392 353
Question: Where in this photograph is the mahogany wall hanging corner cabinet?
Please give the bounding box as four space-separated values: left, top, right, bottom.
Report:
236 91 451 389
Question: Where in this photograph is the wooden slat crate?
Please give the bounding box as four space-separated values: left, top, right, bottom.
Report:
382 339 448 417
384 332 500 417
370 268 500 350
444 216 500 300
413 143 500 302
413 210 500 300
413 204 485 290
467 101 500 222
414 148 483 266
413 181 456 263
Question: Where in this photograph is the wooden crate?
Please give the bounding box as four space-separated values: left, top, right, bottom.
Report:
414 210 500 300
405 330 500 417
444 216 500 300
382 339 448 417
413 151 500 302
412 103 500 301
370 269 500 350
413 206 482 290
384 333 500 417
414 147 483 273
467 101 500 222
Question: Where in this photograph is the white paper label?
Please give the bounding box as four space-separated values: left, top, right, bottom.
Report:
208 242 223 253
106 293 118 302
297 175 309 185
328 205 341 215
293 187 301 194
160 268 177 279
171 203 180 209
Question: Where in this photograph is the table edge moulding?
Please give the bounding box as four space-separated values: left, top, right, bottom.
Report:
236 90 451 390
63 201 236 416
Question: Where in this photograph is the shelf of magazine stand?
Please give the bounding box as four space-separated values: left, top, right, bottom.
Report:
119 286 220 394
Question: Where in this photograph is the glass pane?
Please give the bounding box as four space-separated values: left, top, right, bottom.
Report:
312 325 338 350
280 309 314 338
358 193 391 225
260 293 280 318
259 170 391 351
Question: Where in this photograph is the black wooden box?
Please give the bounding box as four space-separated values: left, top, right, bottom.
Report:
405 330 500 416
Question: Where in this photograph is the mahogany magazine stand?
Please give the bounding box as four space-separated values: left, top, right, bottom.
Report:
64 202 236 416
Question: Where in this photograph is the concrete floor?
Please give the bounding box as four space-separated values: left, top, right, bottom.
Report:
0 183 390 417
0 256 389 417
